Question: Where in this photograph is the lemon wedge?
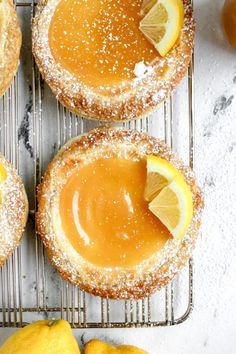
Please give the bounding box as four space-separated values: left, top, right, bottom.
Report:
145 155 179 201
145 155 191 200
149 176 193 240
139 0 184 56
145 155 193 240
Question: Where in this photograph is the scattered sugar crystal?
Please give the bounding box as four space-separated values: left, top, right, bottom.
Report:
134 61 154 78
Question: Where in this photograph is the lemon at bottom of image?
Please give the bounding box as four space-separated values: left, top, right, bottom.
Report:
0 320 148 354
0 320 80 354
85 339 148 354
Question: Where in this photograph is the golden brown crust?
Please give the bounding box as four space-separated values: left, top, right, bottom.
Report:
0 153 28 266
32 0 195 122
0 0 22 97
36 127 203 300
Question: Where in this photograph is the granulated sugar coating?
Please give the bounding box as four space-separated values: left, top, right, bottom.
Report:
32 0 195 121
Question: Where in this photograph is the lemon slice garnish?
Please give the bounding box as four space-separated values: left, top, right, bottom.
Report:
145 155 193 240
145 155 179 201
139 0 184 56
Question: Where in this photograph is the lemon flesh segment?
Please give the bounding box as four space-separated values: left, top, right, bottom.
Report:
139 0 184 57
141 0 158 16
145 155 181 202
149 175 193 240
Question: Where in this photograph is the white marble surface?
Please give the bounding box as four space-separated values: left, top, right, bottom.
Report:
1 0 236 353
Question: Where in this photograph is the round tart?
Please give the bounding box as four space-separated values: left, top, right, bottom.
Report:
36 127 203 299
32 0 194 122
0 0 22 97
0 153 28 266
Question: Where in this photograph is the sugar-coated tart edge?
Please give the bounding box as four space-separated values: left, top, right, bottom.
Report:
32 0 195 122
36 127 203 299
0 153 28 266
0 0 22 97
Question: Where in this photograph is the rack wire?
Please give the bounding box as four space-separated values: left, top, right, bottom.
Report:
0 0 194 328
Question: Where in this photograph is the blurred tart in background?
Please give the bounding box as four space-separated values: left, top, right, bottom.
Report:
222 0 236 49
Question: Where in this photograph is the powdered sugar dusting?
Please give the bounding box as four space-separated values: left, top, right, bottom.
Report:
134 61 154 78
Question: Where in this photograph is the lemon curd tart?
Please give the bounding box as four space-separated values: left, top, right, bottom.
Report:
0 0 22 97
32 0 194 121
37 127 203 299
0 153 28 266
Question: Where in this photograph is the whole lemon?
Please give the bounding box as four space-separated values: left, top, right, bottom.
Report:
0 319 80 354
85 339 148 354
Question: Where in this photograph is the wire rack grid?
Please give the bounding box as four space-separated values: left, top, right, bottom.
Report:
0 0 194 328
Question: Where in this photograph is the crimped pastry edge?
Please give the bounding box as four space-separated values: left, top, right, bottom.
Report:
36 127 203 300
32 0 195 122
0 0 22 97
0 153 28 266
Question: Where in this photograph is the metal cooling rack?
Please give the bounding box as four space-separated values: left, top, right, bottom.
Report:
0 0 194 328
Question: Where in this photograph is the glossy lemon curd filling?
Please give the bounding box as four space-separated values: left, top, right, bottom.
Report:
0 18 3 36
49 0 157 87
59 158 170 268
0 163 7 205
0 163 7 183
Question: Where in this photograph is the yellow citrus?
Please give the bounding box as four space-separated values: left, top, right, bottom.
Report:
149 175 193 240
139 0 184 56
